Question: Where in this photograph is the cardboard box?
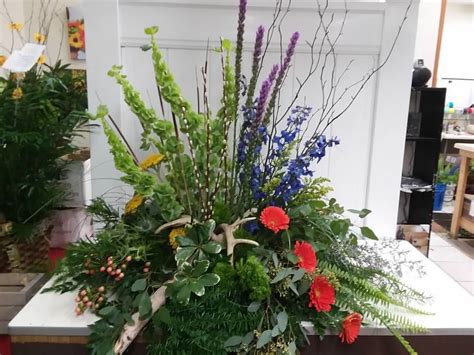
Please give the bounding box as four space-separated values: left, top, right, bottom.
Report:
396 224 429 256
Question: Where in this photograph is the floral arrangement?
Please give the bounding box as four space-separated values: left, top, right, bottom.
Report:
49 1 428 354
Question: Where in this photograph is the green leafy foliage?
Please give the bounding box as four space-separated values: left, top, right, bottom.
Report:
148 287 263 354
0 62 88 240
236 256 271 301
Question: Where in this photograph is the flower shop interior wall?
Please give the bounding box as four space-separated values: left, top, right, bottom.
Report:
84 0 419 238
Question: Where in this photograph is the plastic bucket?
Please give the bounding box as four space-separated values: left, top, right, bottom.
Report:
433 183 447 211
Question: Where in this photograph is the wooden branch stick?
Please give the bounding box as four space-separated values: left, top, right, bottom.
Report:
114 286 167 355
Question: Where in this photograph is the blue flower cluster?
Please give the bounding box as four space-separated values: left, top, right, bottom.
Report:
269 106 311 162
236 104 340 205
273 135 340 203
237 106 268 164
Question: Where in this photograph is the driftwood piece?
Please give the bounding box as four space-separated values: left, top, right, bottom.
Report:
113 285 167 355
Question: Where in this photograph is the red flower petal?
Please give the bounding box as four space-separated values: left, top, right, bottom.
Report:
308 275 335 312
259 206 290 233
339 312 363 344
294 241 317 273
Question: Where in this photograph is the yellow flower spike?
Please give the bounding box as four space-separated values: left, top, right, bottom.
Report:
8 22 23 31
12 87 23 100
37 55 46 65
0 55 6 66
168 227 186 250
139 153 165 171
34 32 46 44
124 194 145 215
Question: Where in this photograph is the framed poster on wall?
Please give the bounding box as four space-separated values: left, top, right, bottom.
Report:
67 6 85 60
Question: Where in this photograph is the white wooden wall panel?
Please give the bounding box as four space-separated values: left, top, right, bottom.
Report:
85 0 420 238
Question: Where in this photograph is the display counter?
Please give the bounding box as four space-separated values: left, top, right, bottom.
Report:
8 241 474 355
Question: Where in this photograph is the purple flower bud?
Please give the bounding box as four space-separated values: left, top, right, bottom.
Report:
255 64 279 124
282 32 300 74
254 26 265 60
238 0 247 35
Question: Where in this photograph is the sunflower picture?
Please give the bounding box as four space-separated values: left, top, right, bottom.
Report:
67 7 85 60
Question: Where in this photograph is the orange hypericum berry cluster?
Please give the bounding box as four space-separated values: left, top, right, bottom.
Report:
99 255 133 281
74 286 106 315
97 256 152 281
83 258 96 275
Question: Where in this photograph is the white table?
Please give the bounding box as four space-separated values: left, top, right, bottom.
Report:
8 241 474 354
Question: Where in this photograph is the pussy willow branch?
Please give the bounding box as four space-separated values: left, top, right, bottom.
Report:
202 43 212 219
213 39 232 204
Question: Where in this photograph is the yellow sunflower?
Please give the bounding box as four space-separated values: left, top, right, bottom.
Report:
34 32 46 44
12 87 23 100
168 227 186 250
8 22 23 31
124 194 144 215
37 55 46 65
0 55 6 66
139 153 165 170
68 32 83 49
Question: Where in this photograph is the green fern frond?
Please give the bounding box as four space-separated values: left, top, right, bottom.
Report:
320 261 431 316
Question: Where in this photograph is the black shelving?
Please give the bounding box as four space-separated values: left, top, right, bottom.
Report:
405 136 439 142
397 88 446 256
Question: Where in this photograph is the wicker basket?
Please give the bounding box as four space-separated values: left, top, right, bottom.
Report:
0 223 13 272
0 222 51 273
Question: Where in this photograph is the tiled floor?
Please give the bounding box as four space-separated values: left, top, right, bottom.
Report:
429 233 474 295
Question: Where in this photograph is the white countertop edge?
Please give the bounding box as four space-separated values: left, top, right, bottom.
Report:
9 241 474 338
10 323 474 338
8 325 92 337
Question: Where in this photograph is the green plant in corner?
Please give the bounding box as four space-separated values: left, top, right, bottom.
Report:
0 63 88 245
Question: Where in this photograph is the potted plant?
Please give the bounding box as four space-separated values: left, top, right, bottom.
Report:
0 63 88 271
434 159 459 210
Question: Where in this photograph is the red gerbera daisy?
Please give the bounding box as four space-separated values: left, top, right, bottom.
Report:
308 275 335 312
259 206 290 233
339 312 363 344
294 241 317 272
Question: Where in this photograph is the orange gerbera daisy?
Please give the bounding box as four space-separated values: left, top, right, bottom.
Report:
294 241 317 272
308 275 335 312
339 313 362 344
259 206 290 233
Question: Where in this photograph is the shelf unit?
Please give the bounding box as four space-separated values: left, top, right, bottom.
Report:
397 88 446 256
